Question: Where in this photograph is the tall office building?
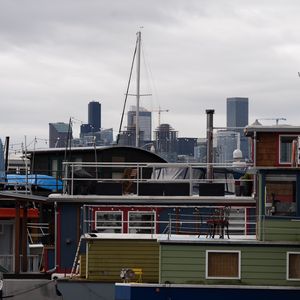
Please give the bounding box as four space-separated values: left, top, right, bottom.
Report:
226 97 249 159
127 106 152 142
49 122 72 148
216 130 238 164
88 101 101 132
154 123 178 162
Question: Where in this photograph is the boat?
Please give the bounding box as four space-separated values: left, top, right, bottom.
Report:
49 121 300 300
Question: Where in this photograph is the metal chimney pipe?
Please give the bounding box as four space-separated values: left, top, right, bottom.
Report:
206 109 214 180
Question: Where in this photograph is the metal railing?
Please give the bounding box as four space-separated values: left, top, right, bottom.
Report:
81 205 257 239
0 255 40 273
62 161 253 197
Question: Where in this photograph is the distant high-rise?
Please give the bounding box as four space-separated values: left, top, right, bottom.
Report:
227 97 248 129
226 97 249 159
154 123 178 162
216 130 238 164
0 139 4 180
49 122 72 148
127 106 152 142
88 101 101 132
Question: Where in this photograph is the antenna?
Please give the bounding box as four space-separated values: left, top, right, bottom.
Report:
257 117 287 125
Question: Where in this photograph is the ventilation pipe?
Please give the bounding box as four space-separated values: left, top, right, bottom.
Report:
206 109 214 181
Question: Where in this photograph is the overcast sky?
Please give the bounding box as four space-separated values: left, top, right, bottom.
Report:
1 0 300 151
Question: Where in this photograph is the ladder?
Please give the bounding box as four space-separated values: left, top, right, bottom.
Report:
70 235 84 278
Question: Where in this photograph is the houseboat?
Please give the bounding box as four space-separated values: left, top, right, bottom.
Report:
1 123 300 300
54 123 300 300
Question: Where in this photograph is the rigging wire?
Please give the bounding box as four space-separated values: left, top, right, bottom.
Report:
116 35 138 145
141 41 154 111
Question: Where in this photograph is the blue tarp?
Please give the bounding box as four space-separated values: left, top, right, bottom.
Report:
6 174 63 191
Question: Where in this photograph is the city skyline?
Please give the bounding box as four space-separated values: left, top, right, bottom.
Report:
1 1 300 149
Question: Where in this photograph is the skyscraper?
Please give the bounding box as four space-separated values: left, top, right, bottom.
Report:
226 97 249 159
88 101 101 132
127 106 152 143
49 122 72 148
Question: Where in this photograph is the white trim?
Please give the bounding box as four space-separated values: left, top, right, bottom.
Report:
279 135 298 165
287 252 300 281
86 241 89 279
205 250 241 280
115 282 300 290
95 210 124 233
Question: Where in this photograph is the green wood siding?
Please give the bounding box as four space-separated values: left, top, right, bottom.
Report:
160 244 300 286
86 239 159 282
258 219 300 242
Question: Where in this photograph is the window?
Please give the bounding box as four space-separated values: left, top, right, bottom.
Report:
206 250 241 279
95 211 123 233
280 135 298 164
128 211 156 234
287 252 300 280
265 174 296 216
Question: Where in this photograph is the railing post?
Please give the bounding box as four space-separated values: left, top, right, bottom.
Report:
71 164 74 195
168 214 172 240
189 165 192 196
136 164 139 196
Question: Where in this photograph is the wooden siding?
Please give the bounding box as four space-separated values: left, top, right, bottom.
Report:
79 255 86 278
256 133 278 166
258 218 300 242
86 239 159 282
160 244 300 286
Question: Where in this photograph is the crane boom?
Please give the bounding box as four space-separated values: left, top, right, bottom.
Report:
152 106 169 126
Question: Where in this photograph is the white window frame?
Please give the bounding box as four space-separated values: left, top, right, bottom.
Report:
287 252 300 281
279 135 298 165
205 250 241 280
128 211 156 234
95 211 123 233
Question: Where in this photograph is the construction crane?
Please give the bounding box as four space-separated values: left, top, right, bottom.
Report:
258 117 287 125
152 106 169 126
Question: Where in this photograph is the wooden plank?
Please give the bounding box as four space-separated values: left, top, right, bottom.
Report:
87 239 159 282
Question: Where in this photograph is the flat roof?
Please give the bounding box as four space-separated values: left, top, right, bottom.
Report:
245 125 300 136
47 193 255 205
0 191 48 203
81 233 300 246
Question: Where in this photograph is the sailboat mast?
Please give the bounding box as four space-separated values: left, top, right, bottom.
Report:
135 31 141 147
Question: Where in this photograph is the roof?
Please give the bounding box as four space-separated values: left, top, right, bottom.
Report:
27 145 167 162
47 193 255 206
0 191 48 203
244 124 300 136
